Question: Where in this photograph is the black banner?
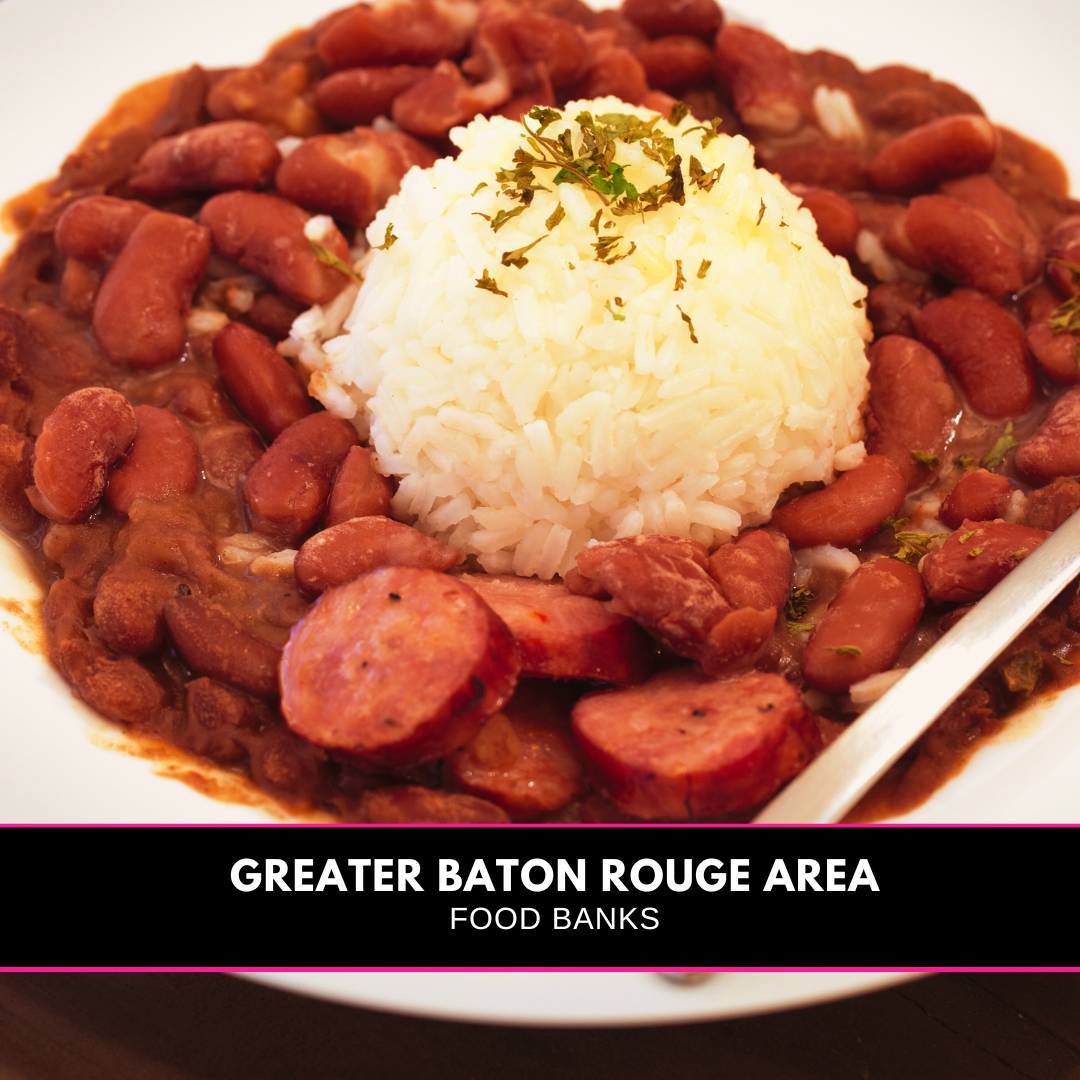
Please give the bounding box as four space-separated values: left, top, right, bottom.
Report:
4 825 1073 968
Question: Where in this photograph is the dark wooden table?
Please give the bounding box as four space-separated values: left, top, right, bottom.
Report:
1 972 1078 1079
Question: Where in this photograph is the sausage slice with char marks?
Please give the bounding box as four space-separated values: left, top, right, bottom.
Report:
281 566 521 767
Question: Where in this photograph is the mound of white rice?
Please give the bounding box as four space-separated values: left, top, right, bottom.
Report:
285 99 871 579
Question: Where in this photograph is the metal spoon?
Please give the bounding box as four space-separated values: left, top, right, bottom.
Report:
753 509 1080 824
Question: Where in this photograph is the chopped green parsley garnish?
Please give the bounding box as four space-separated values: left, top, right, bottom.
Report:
605 299 626 322
373 224 398 250
1000 651 1042 695
756 198 766 226
954 454 979 471
310 243 360 280
911 450 940 468
891 530 949 566
1047 260 1080 335
676 305 698 344
475 269 507 297
980 422 1021 469
674 259 686 291
697 259 711 279
668 101 690 125
824 645 862 656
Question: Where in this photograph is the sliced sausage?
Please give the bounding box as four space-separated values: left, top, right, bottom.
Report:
280 567 521 767
458 572 655 684
864 335 958 490
295 515 463 595
571 668 820 819
769 455 907 549
27 387 137 524
921 520 1051 603
105 405 199 515
915 291 1035 420
801 558 926 693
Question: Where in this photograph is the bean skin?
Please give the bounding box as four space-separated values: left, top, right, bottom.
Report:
632 35 713 92
294 515 463 595
869 114 999 195
1046 216 1080 299
205 59 322 138
316 0 479 71
314 66 432 128
802 558 926 693
105 406 199 516
707 528 791 612
324 445 394 527
1023 285 1080 386
212 321 311 441
92 563 177 656
864 335 958 490
128 121 282 197
27 387 137 524
787 184 859 257
765 144 867 193
895 195 1025 301
621 0 723 38
163 593 282 698
939 469 1012 530
574 47 648 106
769 455 907 549
92 211 211 369
1014 388 1080 485
921 520 1050 603
391 61 477 140
915 291 1035 420
571 668 818 820
280 566 521 767
243 411 359 543
865 280 935 340
714 24 812 135
53 195 153 265
199 192 353 307
199 422 264 491
275 128 438 228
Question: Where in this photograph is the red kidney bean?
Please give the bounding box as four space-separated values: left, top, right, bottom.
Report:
770 455 907 549
573 46 648 105
939 469 1012 530
640 88 678 116
572 668 819 819
895 195 1024 301
700 605 777 678
198 422 264 491
867 88 944 132
325 446 394 526
764 143 868 193
53 195 153 265
467 11 591 92
44 578 167 725
938 173 1043 284
92 563 177 655
1023 285 1080 385
445 682 586 818
869 114 998 195
391 61 477 140
128 121 282 197
707 528 791 612
915 291 1035 419
314 66 432 127
0 426 37 533
1021 477 1080 532
632 35 713 92
714 24 812 135
58 259 101 319
1014 388 1080 484
458 572 655 684
205 60 322 138
865 280 935 340
243 411 359 542
802 558 926 693
245 291 307 342
864 335 958 490
26 387 137 524
93 211 211 368
275 128 438 228
921 520 1050 603
198 192 352 307
105 405 198 515
145 374 230 425
359 786 511 823
620 0 723 39
212 321 311 441
787 184 859 257
281 566 521 766
1046 216 1080 298
862 63 931 94
163 593 282 698
181 677 273 766
317 0 479 71
295 515 463 595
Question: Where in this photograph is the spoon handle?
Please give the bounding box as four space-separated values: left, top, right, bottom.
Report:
753 510 1080 824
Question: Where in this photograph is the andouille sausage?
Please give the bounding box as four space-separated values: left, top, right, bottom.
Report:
105 405 199 515
27 387 137 524
769 455 907 549
801 558 926 693
864 335 958 490
458 572 655 684
280 567 521 767
572 668 820 819
295 515 463 594
921 520 1051 603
